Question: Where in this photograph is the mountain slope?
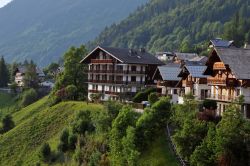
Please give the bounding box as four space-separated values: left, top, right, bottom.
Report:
91 0 250 53
0 0 148 66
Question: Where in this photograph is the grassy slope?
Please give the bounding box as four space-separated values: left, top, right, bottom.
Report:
138 133 179 166
0 92 18 116
0 98 103 165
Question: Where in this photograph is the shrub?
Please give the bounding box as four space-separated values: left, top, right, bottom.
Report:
148 92 159 105
90 93 102 103
21 88 38 107
133 88 156 103
72 111 95 135
58 129 69 153
39 143 51 162
68 134 78 150
1 114 15 133
202 99 217 110
65 84 77 100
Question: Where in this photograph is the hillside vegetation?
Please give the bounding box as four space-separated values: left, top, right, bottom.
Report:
0 0 148 66
0 97 103 165
0 96 178 165
91 0 250 53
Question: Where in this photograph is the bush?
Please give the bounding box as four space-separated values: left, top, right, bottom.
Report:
39 143 51 162
148 92 159 105
68 134 78 150
21 88 38 107
202 99 217 110
58 129 69 152
1 115 15 133
65 84 77 100
133 88 156 103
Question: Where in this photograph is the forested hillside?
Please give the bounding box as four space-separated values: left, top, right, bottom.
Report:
91 0 250 53
0 0 148 66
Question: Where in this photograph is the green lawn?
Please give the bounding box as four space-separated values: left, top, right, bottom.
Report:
0 97 103 166
138 132 179 166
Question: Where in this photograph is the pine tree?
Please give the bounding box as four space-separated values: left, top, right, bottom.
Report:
0 56 9 87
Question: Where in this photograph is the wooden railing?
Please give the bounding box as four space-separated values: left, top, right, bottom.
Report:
213 62 226 70
207 77 226 85
88 89 101 93
88 69 145 74
209 94 236 101
105 91 120 95
91 59 114 64
207 77 237 86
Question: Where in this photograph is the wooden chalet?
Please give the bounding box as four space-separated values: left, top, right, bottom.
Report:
204 47 250 118
153 63 183 104
80 46 164 101
177 62 210 101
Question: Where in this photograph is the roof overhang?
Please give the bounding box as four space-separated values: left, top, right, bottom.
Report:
80 46 124 64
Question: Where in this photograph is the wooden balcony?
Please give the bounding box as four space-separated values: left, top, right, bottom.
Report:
207 77 226 85
91 59 114 64
207 77 237 86
88 89 101 93
105 91 120 96
128 81 145 85
213 62 226 70
209 94 236 102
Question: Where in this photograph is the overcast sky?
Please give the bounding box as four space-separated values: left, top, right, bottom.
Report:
0 0 13 8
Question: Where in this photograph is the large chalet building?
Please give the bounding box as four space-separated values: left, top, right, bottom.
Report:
80 46 164 101
204 47 250 118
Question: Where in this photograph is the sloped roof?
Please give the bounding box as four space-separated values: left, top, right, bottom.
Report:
81 46 165 65
215 47 250 79
174 52 199 61
158 64 182 81
17 66 45 77
185 65 208 78
209 39 234 47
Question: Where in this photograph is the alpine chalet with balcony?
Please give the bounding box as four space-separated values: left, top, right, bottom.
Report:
80 46 164 101
204 47 250 118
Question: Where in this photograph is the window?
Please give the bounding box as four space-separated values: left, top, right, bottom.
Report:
131 66 137 71
174 89 178 94
236 89 241 96
131 76 136 82
117 65 123 71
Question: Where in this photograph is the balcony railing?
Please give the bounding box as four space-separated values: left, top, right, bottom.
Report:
88 79 145 85
88 89 102 93
209 94 236 101
105 91 120 96
213 62 226 70
91 59 114 64
88 69 145 75
207 77 237 86
207 77 226 85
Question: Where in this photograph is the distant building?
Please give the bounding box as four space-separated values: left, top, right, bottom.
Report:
40 80 55 89
15 66 45 87
173 52 199 64
177 63 210 101
80 46 164 101
155 52 174 62
153 63 183 104
209 39 234 48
